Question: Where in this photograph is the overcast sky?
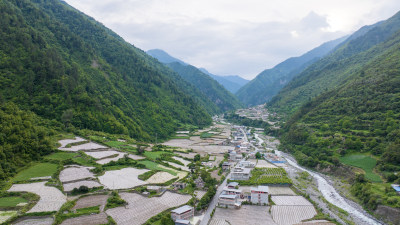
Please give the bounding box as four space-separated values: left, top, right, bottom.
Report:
65 0 400 79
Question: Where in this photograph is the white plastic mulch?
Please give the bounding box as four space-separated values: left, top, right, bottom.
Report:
106 191 191 225
164 161 190 171
8 182 66 213
271 196 313 206
127 154 145 160
146 172 175 184
58 137 86 148
96 152 126 165
59 142 107 152
84 150 121 159
63 180 103 192
172 156 190 166
98 168 149 190
59 165 95 183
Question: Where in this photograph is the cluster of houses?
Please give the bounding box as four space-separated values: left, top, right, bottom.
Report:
217 181 270 209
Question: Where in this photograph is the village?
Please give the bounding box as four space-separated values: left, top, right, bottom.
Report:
0 112 337 225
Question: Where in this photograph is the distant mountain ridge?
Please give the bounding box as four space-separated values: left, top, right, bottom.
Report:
147 49 249 94
147 49 243 112
236 36 348 106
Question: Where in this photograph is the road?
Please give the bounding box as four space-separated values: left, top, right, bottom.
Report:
199 173 230 225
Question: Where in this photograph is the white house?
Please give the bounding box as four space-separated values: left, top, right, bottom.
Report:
171 205 194 222
218 194 241 209
222 186 243 199
231 167 251 180
239 161 255 168
250 186 269 205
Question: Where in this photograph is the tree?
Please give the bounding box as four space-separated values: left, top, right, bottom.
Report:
160 213 174 225
255 152 262 159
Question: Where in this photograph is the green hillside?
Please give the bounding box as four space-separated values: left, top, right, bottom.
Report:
236 36 346 106
268 11 400 115
0 0 212 142
167 62 243 113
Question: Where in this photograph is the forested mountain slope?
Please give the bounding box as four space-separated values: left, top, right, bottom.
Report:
268 11 400 114
166 63 243 112
236 36 346 106
0 0 213 139
147 49 243 112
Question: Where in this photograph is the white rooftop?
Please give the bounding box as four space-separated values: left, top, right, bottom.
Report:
171 205 193 214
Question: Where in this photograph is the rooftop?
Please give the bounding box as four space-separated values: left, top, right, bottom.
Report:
171 205 193 214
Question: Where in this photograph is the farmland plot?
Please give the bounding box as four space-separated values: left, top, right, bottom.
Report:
165 161 190 171
268 187 296 196
59 142 107 152
84 150 121 159
194 190 207 200
59 165 95 183
176 152 197 159
61 212 108 225
98 168 149 189
96 152 126 165
106 191 191 225
271 205 316 225
63 180 102 192
13 217 54 225
211 205 277 225
8 182 66 212
72 195 108 210
256 160 277 168
0 211 17 224
58 137 86 148
146 172 176 184
127 154 145 160
271 196 313 206
172 156 190 166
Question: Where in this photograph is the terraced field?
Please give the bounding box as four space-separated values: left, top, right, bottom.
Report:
59 165 95 183
8 182 66 213
106 191 191 225
271 196 313 206
63 180 103 192
271 205 316 225
98 168 149 189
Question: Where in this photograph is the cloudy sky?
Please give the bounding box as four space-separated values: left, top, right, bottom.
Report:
65 0 400 79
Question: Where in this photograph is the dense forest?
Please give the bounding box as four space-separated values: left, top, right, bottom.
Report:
167 62 243 113
0 0 217 181
236 37 346 107
0 0 212 141
274 11 400 214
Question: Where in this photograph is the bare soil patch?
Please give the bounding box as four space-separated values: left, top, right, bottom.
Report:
60 212 108 225
72 195 108 210
211 205 277 225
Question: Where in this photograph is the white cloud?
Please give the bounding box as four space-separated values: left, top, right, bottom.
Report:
64 0 400 79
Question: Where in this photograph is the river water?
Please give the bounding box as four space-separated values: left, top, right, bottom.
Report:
275 150 382 225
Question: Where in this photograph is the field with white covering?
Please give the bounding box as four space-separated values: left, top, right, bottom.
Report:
8 182 66 212
127 154 145 160
63 180 102 192
13 216 53 225
98 168 149 189
58 137 86 148
165 161 190 171
84 150 121 159
0 211 17 224
268 186 296 196
59 165 95 183
271 196 313 206
106 191 191 225
172 156 190 166
96 152 126 165
146 171 176 184
58 137 106 151
211 205 277 225
271 205 317 225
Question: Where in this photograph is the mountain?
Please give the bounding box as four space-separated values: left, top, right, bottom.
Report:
147 49 187 65
236 36 347 106
147 49 243 112
199 68 249 94
275 11 400 220
0 0 216 178
268 12 400 114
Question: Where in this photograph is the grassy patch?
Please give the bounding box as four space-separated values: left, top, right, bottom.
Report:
370 183 400 207
105 191 126 210
139 161 177 176
200 132 214 139
340 154 382 182
44 152 78 161
12 163 58 182
0 197 27 207
144 151 171 160
76 205 100 214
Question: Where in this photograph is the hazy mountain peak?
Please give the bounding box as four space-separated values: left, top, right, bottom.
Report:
146 49 187 65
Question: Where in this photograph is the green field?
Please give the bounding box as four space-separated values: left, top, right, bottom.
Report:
44 152 78 161
139 161 177 176
13 163 58 182
0 197 27 207
144 151 171 160
72 156 96 167
340 154 382 182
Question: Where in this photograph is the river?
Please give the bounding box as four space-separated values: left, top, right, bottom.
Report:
275 149 382 225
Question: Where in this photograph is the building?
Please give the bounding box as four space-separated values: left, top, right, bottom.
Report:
251 186 269 205
171 205 194 222
239 161 255 168
222 162 231 171
227 182 239 189
175 219 191 225
172 182 187 190
194 177 205 189
222 187 243 198
218 194 241 209
231 167 251 180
